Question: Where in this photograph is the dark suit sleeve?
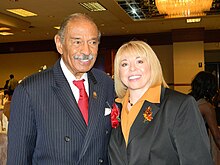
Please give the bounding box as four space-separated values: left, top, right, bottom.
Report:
7 84 36 165
172 96 214 165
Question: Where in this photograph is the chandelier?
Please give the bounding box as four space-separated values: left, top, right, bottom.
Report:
155 0 213 18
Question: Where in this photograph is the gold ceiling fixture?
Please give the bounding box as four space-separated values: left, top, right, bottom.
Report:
155 0 213 18
6 8 37 17
0 27 11 31
186 18 201 23
0 32 14 36
79 1 107 12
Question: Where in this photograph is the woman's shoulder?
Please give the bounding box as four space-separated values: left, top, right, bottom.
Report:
164 88 191 100
197 98 208 105
197 99 214 111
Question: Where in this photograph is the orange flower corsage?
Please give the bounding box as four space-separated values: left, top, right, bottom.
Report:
143 106 153 122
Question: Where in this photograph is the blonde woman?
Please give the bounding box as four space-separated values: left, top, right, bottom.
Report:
109 40 214 165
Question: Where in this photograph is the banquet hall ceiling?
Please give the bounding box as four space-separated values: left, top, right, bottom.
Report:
0 0 220 43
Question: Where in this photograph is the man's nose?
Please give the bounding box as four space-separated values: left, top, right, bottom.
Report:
80 42 91 55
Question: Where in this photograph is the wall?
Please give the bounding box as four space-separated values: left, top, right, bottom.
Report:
173 41 204 93
1 28 220 91
151 45 174 86
0 43 216 92
0 51 59 87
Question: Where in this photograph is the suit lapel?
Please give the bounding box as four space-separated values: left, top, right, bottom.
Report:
78 71 106 159
127 86 166 146
127 87 166 145
118 126 128 164
127 100 160 145
51 62 113 161
51 60 87 136
111 103 128 164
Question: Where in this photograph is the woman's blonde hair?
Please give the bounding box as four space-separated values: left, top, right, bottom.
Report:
114 40 168 98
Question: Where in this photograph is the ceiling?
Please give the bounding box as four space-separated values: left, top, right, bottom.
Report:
1 0 220 43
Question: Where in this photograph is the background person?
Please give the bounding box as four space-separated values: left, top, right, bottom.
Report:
3 90 12 122
0 90 11 132
7 13 115 165
109 40 214 165
189 71 220 150
7 74 18 95
3 80 9 90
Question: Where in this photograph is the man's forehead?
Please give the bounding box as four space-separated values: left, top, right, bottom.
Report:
69 36 99 40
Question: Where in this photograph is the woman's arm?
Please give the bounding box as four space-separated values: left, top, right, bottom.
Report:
200 103 220 150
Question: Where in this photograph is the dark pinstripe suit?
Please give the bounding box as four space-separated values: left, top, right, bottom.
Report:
7 59 115 165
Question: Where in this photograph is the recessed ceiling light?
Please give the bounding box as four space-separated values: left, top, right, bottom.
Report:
0 32 14 35
54 26 60 30
0 27 11 31
6 8 37 17
79 1 107 12
186 18 201 23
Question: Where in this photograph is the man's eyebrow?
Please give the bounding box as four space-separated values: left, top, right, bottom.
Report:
70 37 98 41
70 37 81 40
90 37 99 40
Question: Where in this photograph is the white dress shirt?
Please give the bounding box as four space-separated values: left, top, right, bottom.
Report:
60 58 89 102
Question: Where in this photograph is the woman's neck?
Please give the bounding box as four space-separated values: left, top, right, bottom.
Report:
129 87 149 106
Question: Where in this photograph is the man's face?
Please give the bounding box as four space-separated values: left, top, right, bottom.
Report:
55 19 99 79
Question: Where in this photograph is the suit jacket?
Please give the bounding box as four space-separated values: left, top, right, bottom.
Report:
109 87 214 165
7 59 115 165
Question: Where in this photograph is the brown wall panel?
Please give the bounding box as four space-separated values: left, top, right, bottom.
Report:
1 29 220 54
172 28 205 42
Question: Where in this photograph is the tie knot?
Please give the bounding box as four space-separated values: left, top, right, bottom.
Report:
73 79 85 90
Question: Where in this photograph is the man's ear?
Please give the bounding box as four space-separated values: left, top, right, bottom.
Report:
54 34 63 55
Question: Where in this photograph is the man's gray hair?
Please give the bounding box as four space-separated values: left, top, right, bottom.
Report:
57 13 101 43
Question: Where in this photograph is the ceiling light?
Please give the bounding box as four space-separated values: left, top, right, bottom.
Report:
186 18 201 23
155 0 213 18
0 27 11 31
0 32 14 35
54 26 60 30
6 8 37 17
79 1 107 12
131 8 137 14
116 0 149 20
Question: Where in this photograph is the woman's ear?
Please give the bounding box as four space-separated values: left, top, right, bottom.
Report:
54 34 63 55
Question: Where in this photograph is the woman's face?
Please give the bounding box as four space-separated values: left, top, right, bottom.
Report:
119 53 151 92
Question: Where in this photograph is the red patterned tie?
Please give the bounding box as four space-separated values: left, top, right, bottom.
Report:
73 79 89 125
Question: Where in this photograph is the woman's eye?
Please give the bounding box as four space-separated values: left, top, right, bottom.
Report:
121 63 128 67
137 60 144 64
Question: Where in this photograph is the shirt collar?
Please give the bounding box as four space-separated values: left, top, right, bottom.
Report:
60 58 88 82
60 58 89 96
116 85 161 104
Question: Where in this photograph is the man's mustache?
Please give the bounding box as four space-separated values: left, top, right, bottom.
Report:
73 54 93 61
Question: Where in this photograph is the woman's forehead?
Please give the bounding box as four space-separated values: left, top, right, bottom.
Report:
120 48 146 59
